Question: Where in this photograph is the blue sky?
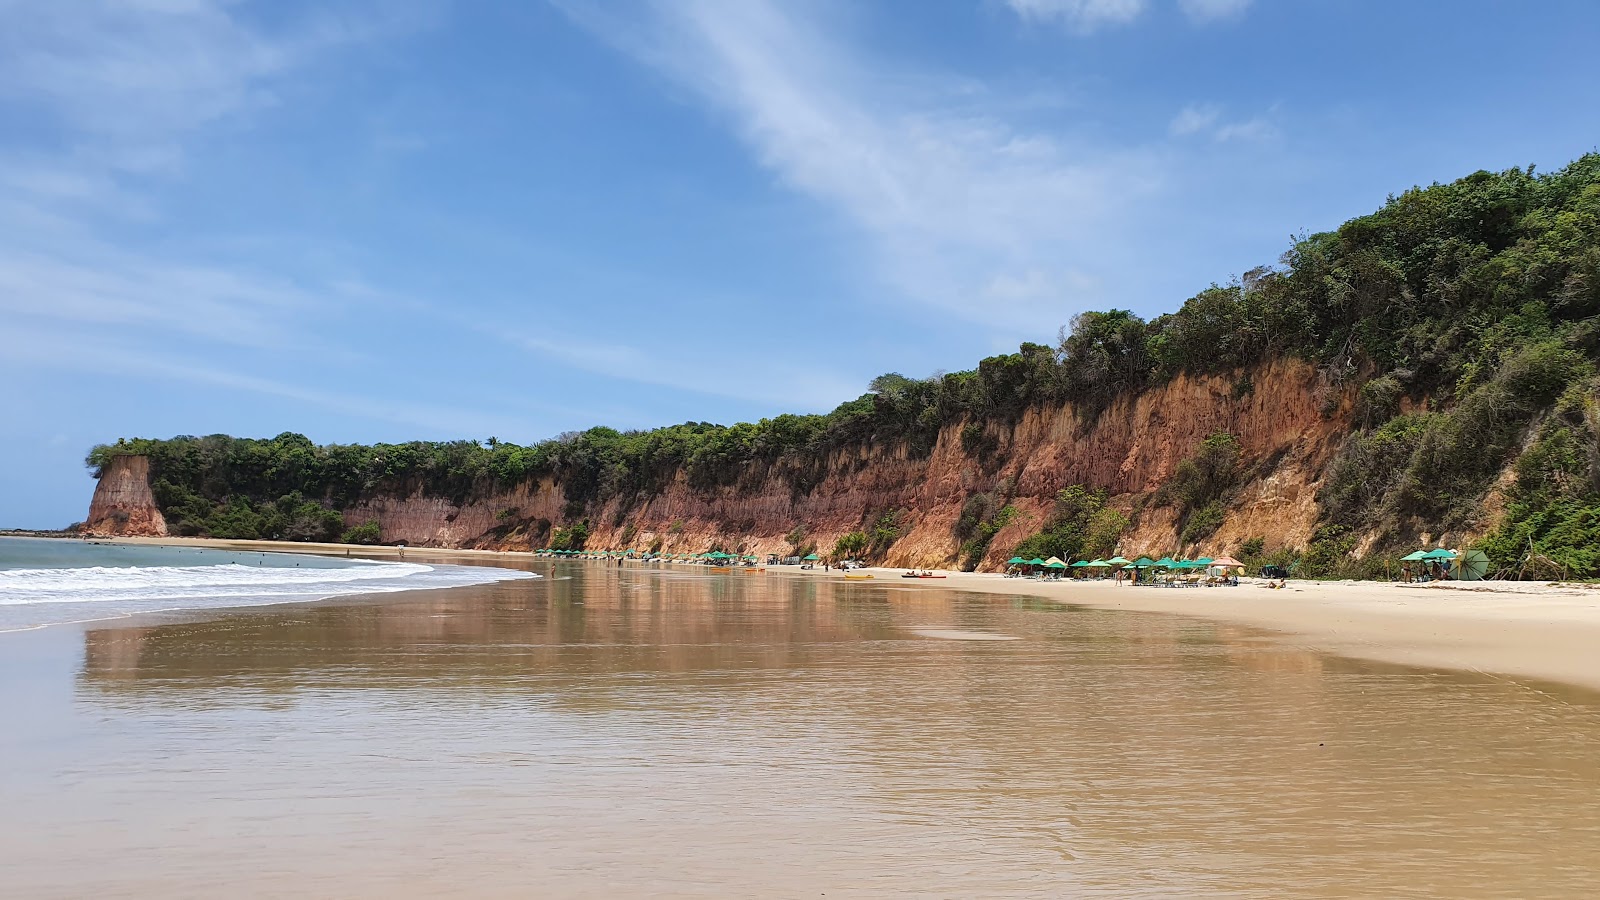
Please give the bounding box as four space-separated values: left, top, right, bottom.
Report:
4 0 1599 527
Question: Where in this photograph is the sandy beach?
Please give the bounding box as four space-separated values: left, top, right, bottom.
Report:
92 535 1600 694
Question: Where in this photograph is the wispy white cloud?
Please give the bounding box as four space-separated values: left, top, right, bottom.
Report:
1214 116 1278 142
0 325 525 437
557 0 1160 324
0 2 446 403
1004 0 1147 33
0 0 433 173
1176 0 1254 24
490 323 862 410
1170 102 1279 142
1005 0 1253 32
1169 103 1221 136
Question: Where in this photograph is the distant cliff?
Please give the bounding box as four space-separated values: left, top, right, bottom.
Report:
85 155 1600 577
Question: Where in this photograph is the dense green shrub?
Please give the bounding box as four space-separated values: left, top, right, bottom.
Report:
957 499 1017 571
1179 502 1225 547
833 531 868 559
341 522 382 545
550 520 589 551
1011 485 1125 562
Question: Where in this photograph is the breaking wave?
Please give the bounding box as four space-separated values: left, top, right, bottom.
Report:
0 557 536 631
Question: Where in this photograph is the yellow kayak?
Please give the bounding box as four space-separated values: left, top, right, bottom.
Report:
843 573 874 580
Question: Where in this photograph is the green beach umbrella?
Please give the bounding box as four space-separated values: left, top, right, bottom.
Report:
804 553 821 561
1155 557 1177 568
1133 556 1156 567
1399 550 1426 562
1457 549 1489 581
1006 556 1026 565
1194 557 1214 565
1028 558 1046 566
1046 561 1068 569
1422 548 1457 560
1107 556 1131 566
1070 560 1090 568
1085 559 1111 568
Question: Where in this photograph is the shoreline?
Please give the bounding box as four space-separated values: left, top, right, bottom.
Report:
43 535 1600 694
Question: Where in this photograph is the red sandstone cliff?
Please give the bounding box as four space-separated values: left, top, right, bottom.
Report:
85 359 1352 565
337 358 1349 566
85 456 168 537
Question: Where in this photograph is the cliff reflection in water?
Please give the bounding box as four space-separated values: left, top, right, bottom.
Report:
62 564 1600 897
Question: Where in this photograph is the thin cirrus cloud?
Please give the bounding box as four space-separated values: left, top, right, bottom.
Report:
1004 0 1252 31
0 0 412 353
1004 0 1147 33
0 0 560 438
557 0 1162 324
1175 0 1254 23
1169 102 1278 142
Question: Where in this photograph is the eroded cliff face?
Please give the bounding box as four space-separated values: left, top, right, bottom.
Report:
336 358 1350 566
90 359 1354 565
85 456 168 537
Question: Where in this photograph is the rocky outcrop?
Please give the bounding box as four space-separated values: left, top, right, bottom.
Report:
85 456 167 537
88 359 1353 565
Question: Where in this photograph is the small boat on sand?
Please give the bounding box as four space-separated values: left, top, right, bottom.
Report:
843 573 875 580
901 571 947 579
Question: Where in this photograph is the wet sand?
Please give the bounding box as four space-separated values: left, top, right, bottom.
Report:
97 537 1600 693
4 562 1600 897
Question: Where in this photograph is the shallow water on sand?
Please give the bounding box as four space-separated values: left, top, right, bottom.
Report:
4 562 1600 897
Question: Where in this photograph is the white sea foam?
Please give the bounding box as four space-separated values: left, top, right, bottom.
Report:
0 558 537 630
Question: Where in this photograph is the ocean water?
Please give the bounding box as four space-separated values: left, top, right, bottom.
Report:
0 537 536 631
